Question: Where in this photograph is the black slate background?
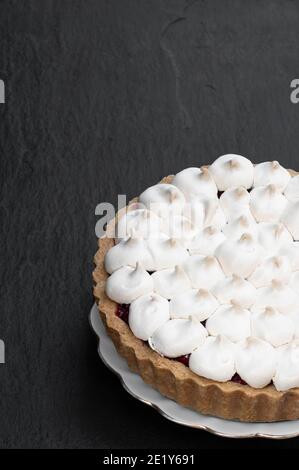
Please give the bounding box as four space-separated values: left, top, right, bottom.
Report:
1 0 299 449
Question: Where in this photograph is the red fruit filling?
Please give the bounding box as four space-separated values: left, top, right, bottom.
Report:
174 354 190 366
116 304 130 324
231 373 247 385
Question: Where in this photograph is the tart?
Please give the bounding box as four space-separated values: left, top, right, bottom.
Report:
93 155 299 422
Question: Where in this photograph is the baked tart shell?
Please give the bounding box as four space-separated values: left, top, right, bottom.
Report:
93 175 299 422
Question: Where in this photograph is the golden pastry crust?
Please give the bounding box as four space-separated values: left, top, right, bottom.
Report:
93 174 299 422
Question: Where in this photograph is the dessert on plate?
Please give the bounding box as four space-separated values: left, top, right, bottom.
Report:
93 154 299 422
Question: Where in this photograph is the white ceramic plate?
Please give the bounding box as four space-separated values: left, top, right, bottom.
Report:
89 303 299 439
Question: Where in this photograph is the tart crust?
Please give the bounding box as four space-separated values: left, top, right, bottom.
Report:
93 174 299 422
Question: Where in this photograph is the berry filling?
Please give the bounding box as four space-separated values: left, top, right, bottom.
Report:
231 373 247 385
174 354 190 367
115 304 247 385
116 304 130 324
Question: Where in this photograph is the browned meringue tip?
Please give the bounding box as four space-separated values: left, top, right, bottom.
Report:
204 225 217 235
230 299 243 310
204 255 216 266
271 279 283 290
266 183 277 194
197 288 210 298
174 265 185 276
199 166 210 179
271 160 280 169
168 237 178 247
239 233 253 243
264 306 276 315
245 336 259 348
238 215 250 227
273 256 283 268
227 159 240 170
232 273 242 283
235 186 247 197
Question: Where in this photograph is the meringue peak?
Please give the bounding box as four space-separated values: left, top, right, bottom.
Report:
204 255 217 266
198 166 210 180
235 186 247 198
197 288 210 298
264 306 277 315
273 256 283 268
232 273 242 283
239 215 250 227
174 265 185 277
271 279 284 290
205 225 217 236
271 160 280 169
230 299 243 310
239 233 253 244
266 183 278 195
227 158 240 170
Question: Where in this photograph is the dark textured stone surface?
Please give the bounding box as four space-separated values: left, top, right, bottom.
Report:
1 0 299 449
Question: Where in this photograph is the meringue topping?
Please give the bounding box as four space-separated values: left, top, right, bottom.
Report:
251 306 294 347
139 183 185 217
149 317 208 358
183 255 225 290
152 265 191 300
212 274 256 308
258 222 293 253
281 201 299 240
250 184 288 223
273 341 299 391
284 175 299 202
189 335 236 382
222 213 258 240
253 161 291 190
209 154 254 191
220 186 250 219
147 234 189 270
248 255 292 288
105 231 153 274
128 293 170 341
215 233 261 278
235 337 277 388
188 226 226 256
206 302 251 342
254 280 299 314
172 167 218 200
106 263 154 304
105 157 299 391
170 288 219 322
